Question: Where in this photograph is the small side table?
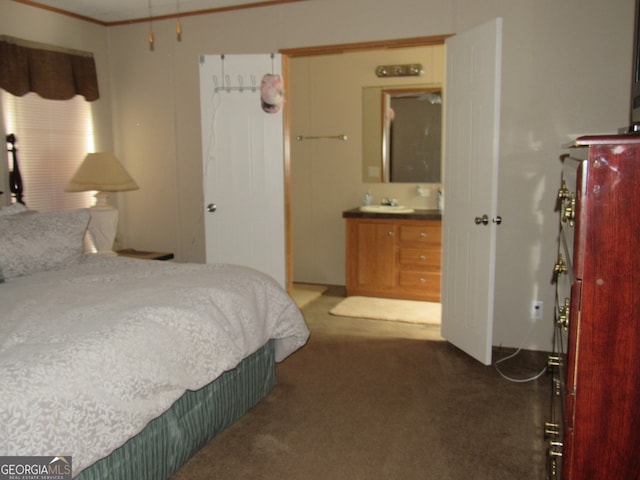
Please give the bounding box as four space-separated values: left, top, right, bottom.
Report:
117 249 174 261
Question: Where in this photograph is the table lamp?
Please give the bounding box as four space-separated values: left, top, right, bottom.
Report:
66 152 139 255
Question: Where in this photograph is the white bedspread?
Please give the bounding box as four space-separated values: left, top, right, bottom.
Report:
0 255 309 475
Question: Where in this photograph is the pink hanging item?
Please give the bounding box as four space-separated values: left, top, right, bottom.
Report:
260 74 284 113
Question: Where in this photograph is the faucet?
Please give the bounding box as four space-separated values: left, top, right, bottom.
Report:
381 197 398 206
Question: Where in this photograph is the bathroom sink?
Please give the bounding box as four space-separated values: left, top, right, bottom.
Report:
359 205 415 214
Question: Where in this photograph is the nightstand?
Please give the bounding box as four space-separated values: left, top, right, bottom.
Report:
117 249 174 261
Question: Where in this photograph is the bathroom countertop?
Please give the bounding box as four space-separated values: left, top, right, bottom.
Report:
342 208 442 220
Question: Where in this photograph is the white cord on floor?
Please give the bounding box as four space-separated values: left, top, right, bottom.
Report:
494 348 548 383
493 321 548 383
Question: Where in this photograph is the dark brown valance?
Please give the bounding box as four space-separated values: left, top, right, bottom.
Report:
0 35 99 102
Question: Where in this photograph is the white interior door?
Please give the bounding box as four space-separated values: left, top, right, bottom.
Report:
199 54 286 288
441 18 502 365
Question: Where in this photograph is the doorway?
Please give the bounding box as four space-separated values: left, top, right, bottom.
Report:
281 19 502 365
281 36 449 294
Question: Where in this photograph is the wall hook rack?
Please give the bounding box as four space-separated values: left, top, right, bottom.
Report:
213 74 258 93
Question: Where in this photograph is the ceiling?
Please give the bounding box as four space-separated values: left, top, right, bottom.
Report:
25 0 294 24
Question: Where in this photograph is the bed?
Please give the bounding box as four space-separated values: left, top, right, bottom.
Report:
0 206 310 479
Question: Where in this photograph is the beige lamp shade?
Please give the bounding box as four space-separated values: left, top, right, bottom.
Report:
66 152 139 192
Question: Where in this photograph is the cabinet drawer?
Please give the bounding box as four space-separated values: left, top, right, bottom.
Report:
399 223 441 246
399 271 441 291
399 247 441 270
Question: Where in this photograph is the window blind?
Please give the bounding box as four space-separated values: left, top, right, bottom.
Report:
2 90 95 212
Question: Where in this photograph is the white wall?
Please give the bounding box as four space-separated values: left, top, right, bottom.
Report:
1 0 634 352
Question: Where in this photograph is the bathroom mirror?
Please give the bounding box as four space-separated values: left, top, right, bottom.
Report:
362 86 442 183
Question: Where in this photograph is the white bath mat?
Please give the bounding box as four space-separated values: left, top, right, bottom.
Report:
330 296 441 325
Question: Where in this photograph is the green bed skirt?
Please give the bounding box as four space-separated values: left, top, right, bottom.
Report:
75 340 276 480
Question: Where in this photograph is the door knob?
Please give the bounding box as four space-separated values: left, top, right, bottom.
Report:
493 216 502 225
475 214 489 225
206 203 217 212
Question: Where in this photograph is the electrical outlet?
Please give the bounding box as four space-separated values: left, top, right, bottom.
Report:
531 301 543 322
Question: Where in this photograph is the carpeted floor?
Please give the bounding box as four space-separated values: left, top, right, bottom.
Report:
290 283 328 308
171 288 551 480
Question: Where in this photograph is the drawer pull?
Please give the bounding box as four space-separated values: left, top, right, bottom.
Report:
548 355 561 368
554 255 568 276
419 277 426 283
544 422 560 438
562 193 576 227
388 231 394 236
557 298 570 330
419 255 426 260
420 232 427 237
548 441 563 457
557 180 570 201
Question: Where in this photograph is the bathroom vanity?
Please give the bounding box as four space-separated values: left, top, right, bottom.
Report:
343 208 442 302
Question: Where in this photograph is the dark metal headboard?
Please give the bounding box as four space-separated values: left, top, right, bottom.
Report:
6 134 24 205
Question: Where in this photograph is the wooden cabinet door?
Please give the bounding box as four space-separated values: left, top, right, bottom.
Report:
346 219 396 295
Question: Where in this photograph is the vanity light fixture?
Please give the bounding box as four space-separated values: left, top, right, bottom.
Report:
375 64 423 78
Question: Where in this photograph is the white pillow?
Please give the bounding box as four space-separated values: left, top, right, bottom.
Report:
0 208 90 278
0 203 30 216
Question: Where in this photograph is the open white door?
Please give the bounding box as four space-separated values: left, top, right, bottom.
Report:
441 18 502 365
199 54 286 288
